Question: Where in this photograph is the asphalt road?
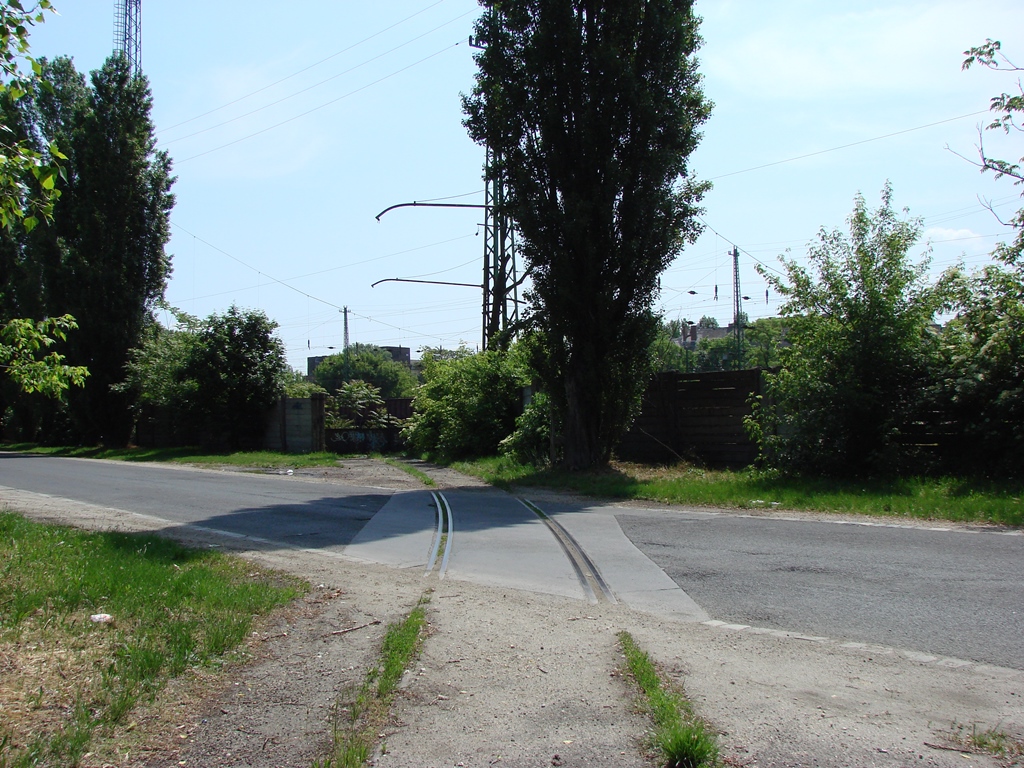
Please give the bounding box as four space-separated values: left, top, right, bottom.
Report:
613 506 1024 670
2 453 1022 670
0 453 392 551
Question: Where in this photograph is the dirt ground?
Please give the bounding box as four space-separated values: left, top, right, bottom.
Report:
2 457 1022 768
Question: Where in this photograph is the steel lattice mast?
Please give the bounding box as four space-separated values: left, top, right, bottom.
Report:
113 0 142 76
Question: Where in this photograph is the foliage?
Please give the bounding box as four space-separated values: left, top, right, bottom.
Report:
652 316 784 373
281 368 326 398
0 0 65 233
404 346 529 460
933 41 1024 477
115 306 200 410
744 317 786 369
117 305 286 450
697 315 719 329
961 39 1023 265
747 184 948 477
181 306 287 450
313 343 415 399
0 313 86 397
326 379 399 429
498 390 551 465
463 0 711 469
57 55 175 444
1 53 175 444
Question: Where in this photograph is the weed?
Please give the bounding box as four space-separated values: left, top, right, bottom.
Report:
316 598 429 768
382 457 436 487
948 722 1024 760
618 631 719 768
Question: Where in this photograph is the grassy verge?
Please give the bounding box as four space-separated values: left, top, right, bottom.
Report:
1 442 344 468
381 457 436 487
316 596 429 768
618 631 719 768
0 512 305 767
947 723 1024 761
452 456 1024 527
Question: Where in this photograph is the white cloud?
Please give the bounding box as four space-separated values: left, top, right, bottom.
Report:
698 0 1024 105
924 226 983 243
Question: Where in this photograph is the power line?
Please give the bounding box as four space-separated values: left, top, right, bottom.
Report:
162 10 475 147
178 39 466 163
158 0 447 134
709 110 989 181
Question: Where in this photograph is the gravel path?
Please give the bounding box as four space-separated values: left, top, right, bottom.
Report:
1 459 1021 768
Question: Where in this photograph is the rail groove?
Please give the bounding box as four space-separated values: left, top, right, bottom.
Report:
425 491 453 579
519 498 616 605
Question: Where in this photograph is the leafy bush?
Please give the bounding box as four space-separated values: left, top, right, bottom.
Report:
749 184 949 477
937 264 1024 476
313 344 415 399
499 390 551 465
117 305 287 449
404 347 529 460
326 380 399 429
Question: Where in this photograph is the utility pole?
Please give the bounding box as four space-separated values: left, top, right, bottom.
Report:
343 306 349 351
732 246 743 371
113 0 142 76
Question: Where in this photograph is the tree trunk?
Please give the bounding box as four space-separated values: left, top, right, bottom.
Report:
562 361 606 470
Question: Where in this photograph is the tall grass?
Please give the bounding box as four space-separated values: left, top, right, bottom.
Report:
454 457 1023 526
618 631 718 768
316 598 428 768
0 512 305 767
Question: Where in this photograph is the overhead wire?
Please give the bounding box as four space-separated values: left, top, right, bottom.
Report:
178 37 469 163
162 10 476 147
709 110 990 181
158 0 448 134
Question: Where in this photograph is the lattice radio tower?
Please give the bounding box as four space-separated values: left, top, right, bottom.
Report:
113 0 142 76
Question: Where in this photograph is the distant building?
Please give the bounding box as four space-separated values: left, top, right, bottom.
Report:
382 345 412 367
307 355 328 377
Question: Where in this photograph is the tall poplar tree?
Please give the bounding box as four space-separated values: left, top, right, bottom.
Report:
57 55 175 443
463 0 711 469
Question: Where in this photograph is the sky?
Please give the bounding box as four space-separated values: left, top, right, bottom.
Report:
26 0 1024 372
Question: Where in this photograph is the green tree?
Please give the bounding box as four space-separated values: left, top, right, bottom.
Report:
650 320 689 373
961 39 1022 265
750 184 947 477
744 317 785 369
0 0 64 233
54 55 175 444
697 315 719 329
931 40 1024 475
404 347 529 460
281 369 326 398
313 343 415 399
463 0 711 469
180 306 286 450
0 7 86 405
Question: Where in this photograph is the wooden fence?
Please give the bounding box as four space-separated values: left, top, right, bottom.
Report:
616 369 764 467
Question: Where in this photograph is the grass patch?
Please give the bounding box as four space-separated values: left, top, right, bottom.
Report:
618 631 719 768
947 722 1024 760
316 596 429 768
0 512 305 767
452 456 1024 526
382 457 436 487
1 442 343 469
